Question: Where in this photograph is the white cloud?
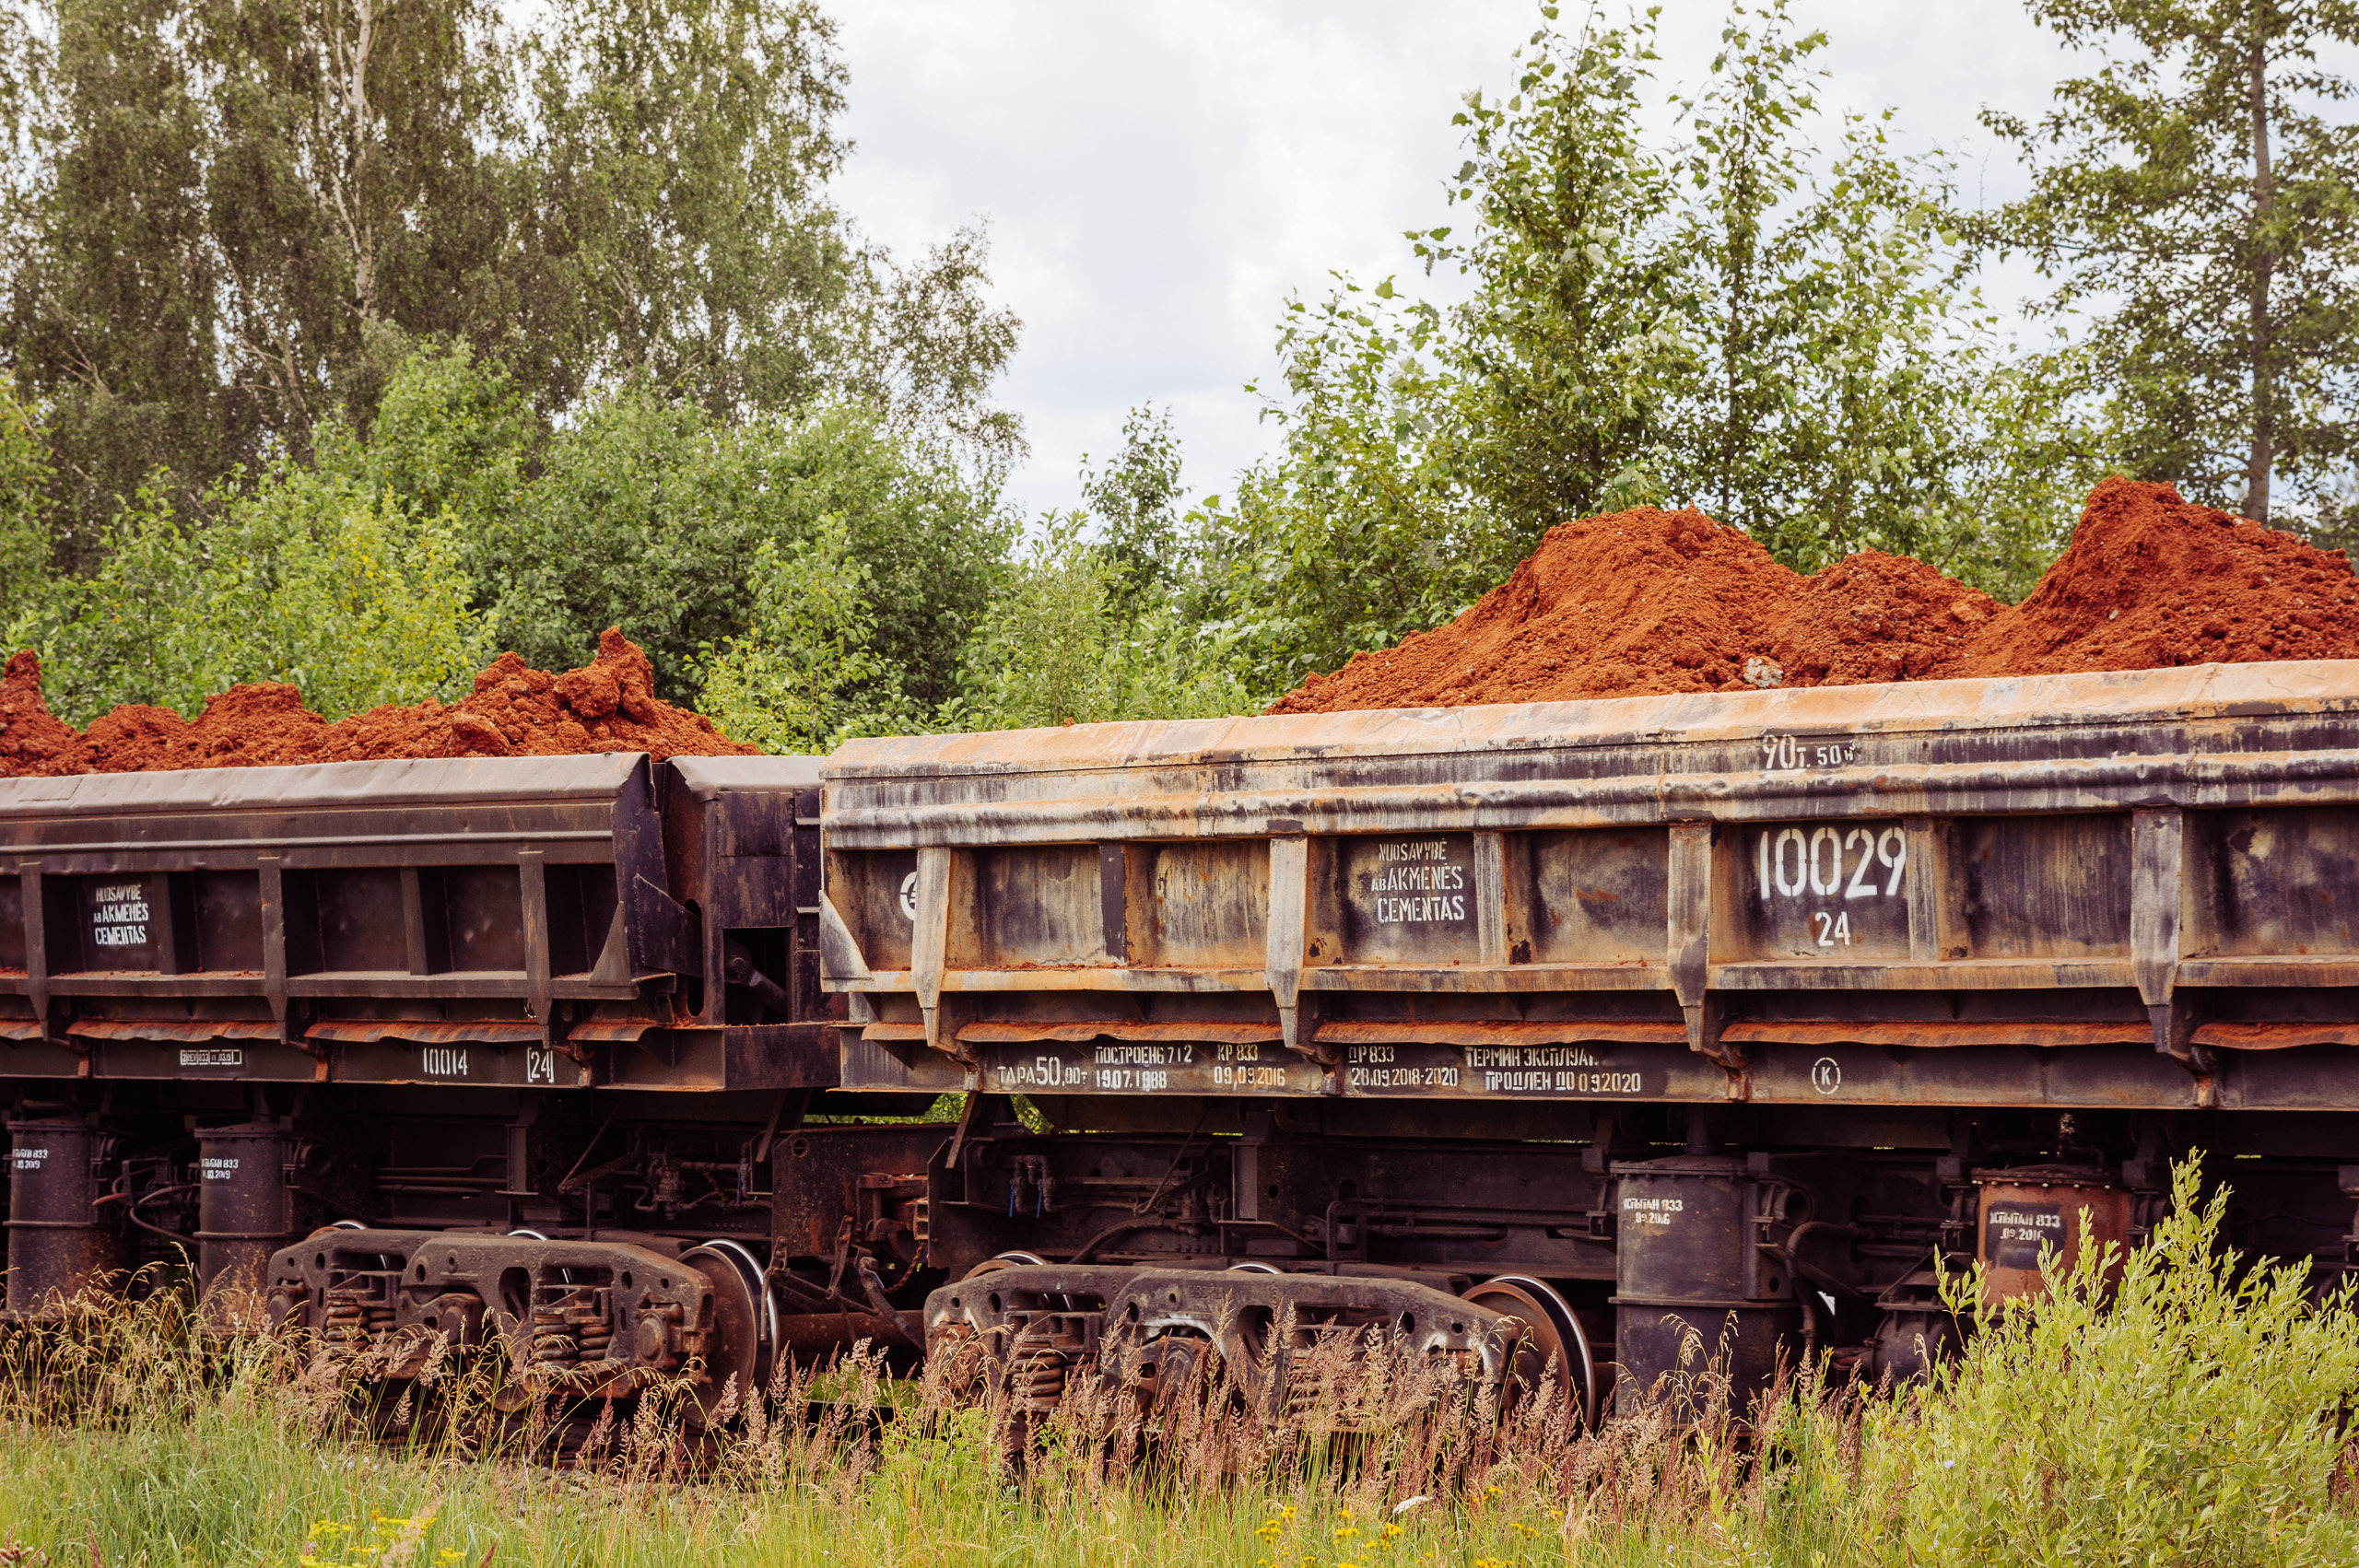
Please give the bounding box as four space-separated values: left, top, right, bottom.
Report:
830 2 2086 518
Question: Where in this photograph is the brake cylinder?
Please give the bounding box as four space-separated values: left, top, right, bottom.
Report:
1973 1164 2131 1305
194 1117 293 1303
6 1115 126 1316
1610 1155 1801 1415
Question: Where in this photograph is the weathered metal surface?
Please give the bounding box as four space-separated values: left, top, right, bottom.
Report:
308 1020 546 1045
1973 1165 2133 1304
1611 1157 1801 1413
65 1019 281 1043
822 661 2359 1113
923 1263 1523 1415
4 1116 124 1316
825 664 2359 841
194 1117 293 1302
0 753 836 1092
264 1227 730 1391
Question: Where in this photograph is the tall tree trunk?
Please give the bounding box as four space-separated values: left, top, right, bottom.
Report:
2247 36 2275 522
323 0 385 322
1719 105 1756 526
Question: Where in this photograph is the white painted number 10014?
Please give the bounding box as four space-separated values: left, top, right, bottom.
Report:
1759 825 1906 947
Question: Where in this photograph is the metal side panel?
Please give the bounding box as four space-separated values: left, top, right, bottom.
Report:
822 662 2359 1113
0 754 811 1087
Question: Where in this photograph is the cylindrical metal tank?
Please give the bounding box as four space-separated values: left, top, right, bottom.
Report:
194 1117 293 1304
1610 1155 1800 1416
6 1115 124 1316
1974 1164 2132 1305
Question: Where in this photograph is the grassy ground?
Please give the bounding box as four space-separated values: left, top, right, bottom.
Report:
5 1162 2358 1568
0 1408 1590 1568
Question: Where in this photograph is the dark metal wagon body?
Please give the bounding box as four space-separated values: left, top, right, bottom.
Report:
0 752 833 1091
10 661 2359 1415
821 661 2359 1116
826 662 2359 1407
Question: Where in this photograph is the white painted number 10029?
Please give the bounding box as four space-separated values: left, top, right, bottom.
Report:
1759 825 1906 947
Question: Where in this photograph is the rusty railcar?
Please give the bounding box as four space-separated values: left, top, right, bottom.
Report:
11 659 2359 1426
0 752 944 1401
821 662 2359 1416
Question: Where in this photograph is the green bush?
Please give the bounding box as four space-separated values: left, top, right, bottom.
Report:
947 513 1252 733
692 512 883 753
8 478 487 725
1854 1157 2359 1567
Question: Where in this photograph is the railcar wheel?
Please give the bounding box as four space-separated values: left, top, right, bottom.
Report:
680 1245 764 1422
961 1250 1049 1280
1461 1274 1595 1428
1132 1328 1220 1415
695 1238 777 1385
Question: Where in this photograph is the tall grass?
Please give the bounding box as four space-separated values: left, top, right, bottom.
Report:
0 1157 2352 1567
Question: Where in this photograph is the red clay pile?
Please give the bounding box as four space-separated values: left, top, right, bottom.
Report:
1270 477 2359 713
0 627 756 777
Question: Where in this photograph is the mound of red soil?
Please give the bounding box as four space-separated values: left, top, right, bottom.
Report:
1948 475 2359 674
1268 478 2359 713
0 650 93 775
1273 509 1798 714
0 628 756 777
1766 550 2001 686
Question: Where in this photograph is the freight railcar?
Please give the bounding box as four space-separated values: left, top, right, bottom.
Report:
821 662 2359 1419
0 752 940 1403
5 662 2359 1422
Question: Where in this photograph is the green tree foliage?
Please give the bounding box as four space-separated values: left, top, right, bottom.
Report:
1424 11 1684 538
0 384 51 627
1 341 1017 738
9 474 487 724
480 392 1010 717
1078 404 1186 609
0 0 1022 540
1200 285 1501 692
691 514 880 753
1982 0 2359 524
515 0 1017 451
1663 17 2011 563
950 515 1250 731
943 412 1251 732
1201 2 2106 694
519 0 851 420
2 0 224 547
340 340 537 543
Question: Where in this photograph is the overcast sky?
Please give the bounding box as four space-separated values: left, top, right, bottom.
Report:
832 2 2086 519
